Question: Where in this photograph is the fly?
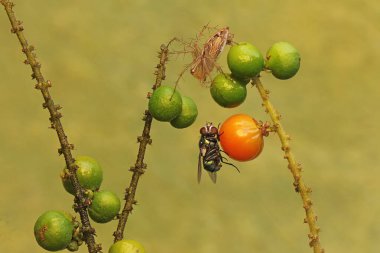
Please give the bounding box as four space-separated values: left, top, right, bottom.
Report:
198 122 239 183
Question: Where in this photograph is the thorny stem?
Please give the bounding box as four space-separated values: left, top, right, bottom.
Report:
0 1 100 252
252 77 324 253
113 40 174 242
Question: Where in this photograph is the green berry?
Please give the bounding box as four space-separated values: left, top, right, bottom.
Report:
109 239 146 253
88 190 121 223
210 73 247 108
61 156 103 195
34 210 74 251
227 42 264 79
66 240 79 252
148 85 182 122
265 41 301 79
170 96 198 129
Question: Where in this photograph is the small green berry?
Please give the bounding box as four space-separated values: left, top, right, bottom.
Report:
227 42 264 79
109 239 146 253
170 96 198 129
61 156 103 195
88 190 121 223
66 240 79 252
148 85 182 122
210 73 247 108
34 210 74 251
265 41 301 80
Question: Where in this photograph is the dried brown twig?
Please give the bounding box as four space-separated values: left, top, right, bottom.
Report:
253 77 324 253
113 39 174 242
0 1 100 252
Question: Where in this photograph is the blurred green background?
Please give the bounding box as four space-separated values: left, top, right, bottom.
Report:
1 0 379 252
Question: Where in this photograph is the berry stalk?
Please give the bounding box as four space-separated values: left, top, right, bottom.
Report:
113 40 174 242
0 1 100 252
252 77 324 253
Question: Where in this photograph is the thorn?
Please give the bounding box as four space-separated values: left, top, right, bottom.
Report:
82 226 95 235
23 59 29 65
132 200 138 205
34 83 43 90
147 138 152 145
293 181 300 192
304 218 308 223
31 73 36 79
146 92 152 98
69 163 78 172
308 235 319 247
55 104 62 110
276 114 282 120
281 145 290 152
58 144 74 155
95 244 102 252
50 112 62 121
137 136 143 143
33 62 41 68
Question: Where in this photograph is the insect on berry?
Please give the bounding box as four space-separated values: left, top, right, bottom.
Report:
198 122 239 183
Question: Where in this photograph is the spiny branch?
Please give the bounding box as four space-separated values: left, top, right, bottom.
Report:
0 1 100 252
113 39 174 242
253 77 324 253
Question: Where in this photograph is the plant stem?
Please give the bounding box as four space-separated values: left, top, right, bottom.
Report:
0 1 100 252
113 40 173 242
252 77 324 253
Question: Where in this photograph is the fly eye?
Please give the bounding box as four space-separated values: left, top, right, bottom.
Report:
200 127 207 135
210 126 219 135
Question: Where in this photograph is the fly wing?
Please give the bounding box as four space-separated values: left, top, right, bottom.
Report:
198 152 202 183
207 171 217 184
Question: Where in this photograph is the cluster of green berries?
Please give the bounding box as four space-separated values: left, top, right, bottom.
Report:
211 41 301 108
148 41 300 124
60 156 121 224
34 156 144 252
148 86 198 128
